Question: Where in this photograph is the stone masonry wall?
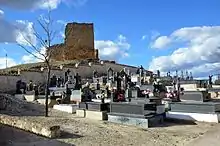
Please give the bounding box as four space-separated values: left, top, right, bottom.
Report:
48 22 98 61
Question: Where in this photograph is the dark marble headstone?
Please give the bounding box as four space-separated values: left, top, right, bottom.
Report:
87 102 109 111
79 102 87 109
110 102 158 115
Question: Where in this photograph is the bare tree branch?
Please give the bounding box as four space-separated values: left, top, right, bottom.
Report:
18 44 45 61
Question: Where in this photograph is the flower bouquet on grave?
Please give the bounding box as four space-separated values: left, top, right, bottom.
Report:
142 89 151 98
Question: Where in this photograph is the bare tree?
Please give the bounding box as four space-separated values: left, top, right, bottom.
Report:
17 9 57 117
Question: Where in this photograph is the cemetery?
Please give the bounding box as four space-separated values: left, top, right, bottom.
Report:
5 62 220 126
1 22 220 146
2 62 220 145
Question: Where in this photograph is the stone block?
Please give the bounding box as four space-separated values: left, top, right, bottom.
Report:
86 110 108 120
166 111 220 123
86 102 109 111
37 99 58 108
108 113 149 129
170 102 220 114
110 102 158 115
156 105 165 114
24 94 36 102
180 91 210 102
76 109 86 117
14 94 25 100
76 109 108 120
53 104 77 114
92 99 111 103
0 114 60 138
78 102 87 109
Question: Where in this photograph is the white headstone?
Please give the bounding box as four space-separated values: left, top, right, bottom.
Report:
40 67 44 71
75 63 79 68
17 69 21 75
71 89 82 102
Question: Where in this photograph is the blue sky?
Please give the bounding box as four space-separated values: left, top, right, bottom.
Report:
0 0 220 78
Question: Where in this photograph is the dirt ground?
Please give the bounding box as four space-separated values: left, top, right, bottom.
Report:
1 109 218 146
1 94 220 146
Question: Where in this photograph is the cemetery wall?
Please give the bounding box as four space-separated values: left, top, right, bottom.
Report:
0 62 146 92
0 75 20 92
48 22 99 61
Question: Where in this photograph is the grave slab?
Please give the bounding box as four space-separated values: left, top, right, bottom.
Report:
76 109 108 120
180 91 210 102
86 110 108 120
109 102 160 115
86 102 109 111
76 109 86 117
14 94 25 100
166 111 220 123
24 94 36 102
36 99 58 108
108 113 164 129
92 99 111 103
53 104 78 114
170 101 220 114
78 102 87 109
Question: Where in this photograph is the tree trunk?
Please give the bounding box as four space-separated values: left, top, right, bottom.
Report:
45 63 51 117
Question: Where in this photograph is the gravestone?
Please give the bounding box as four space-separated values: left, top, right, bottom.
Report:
180 91 210 102
71 89 82 102
108 102 165 128
125 89 132 98
74 73 82 90
107 68 114 80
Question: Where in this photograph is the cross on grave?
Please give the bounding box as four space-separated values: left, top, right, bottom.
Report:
107 68 114 84
93 70 98 78
74 73 82 90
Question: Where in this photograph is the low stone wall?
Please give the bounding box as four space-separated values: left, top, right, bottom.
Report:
0 114 61 138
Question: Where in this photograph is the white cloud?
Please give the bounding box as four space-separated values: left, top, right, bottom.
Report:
151 36 171 49
142 35 146 40
21 46 46 63
0 57 17 69
95 35 131 61
151 31 160 40
149 26 220 77
0 11 36 46
0 0 62 10
0 0 87 10
0 9 4 17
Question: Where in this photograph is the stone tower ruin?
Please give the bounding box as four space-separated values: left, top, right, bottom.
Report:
48 22 99 61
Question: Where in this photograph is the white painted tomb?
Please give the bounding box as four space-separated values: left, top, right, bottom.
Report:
53 104 78 114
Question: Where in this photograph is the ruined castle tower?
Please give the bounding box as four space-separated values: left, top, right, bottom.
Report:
48 22 99 61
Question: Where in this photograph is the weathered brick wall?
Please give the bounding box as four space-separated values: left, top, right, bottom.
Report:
48 22 98 61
